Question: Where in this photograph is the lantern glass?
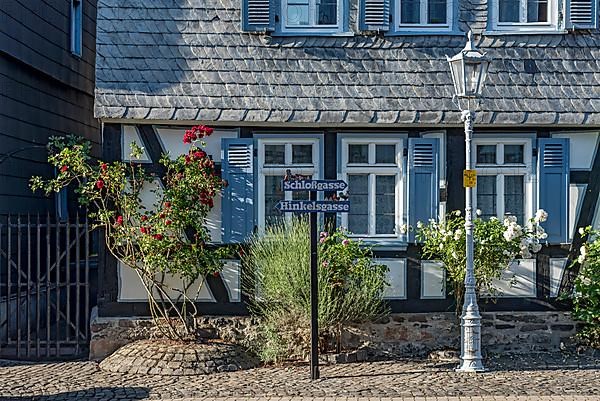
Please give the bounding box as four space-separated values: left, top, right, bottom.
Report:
449 57 465 96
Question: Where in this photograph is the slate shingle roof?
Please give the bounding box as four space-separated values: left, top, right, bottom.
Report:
95 0 600 126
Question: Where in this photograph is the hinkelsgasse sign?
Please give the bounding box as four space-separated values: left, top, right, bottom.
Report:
278 178 349 381
275 200 350 213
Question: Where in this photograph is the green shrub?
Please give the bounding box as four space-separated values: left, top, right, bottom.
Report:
416 209 548 312
571 227 600 347
243 218 388 363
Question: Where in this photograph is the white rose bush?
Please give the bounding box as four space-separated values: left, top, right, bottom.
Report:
570 226 600 346
416 209 549 312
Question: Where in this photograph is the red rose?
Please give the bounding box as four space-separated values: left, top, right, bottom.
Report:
96 180 104 189
60 165 68 173
141 215 148 221
193 151 204 159
159 213 165 219
153 233 163 240
165 220 172 226
203 126 214 136
164 201 171 208
140 227 148 234
212 271 220 277
207 198 214 208
100 163 108 172
116 216 123 226
185 155 191 164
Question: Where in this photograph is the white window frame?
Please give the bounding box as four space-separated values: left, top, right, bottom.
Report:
70 0 83 56
257 138 321 232
280 0 344 34
489 0 559 32
472 138 534 223
339 137 405 240
395 0 454 31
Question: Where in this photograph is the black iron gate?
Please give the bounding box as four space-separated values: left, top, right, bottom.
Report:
0 214 94 360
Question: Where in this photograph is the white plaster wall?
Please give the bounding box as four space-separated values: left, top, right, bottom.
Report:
421 260 446 299
569 184 587 241
551 131 599 170
379 258 407 299
118 260 242 303
489 259 536 298
549 258 567 298
122 125 151 162
155 127 238 162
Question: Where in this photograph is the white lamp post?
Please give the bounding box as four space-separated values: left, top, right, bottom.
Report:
446 31 490 373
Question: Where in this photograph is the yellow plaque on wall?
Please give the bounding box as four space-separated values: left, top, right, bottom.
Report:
463 170 477 188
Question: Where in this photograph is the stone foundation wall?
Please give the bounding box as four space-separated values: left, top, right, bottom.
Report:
89 308 580 360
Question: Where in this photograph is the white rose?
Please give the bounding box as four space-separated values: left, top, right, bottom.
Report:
521 249 532 259
535 209 548 223
476 209 482 216
490 216 498 221
531 242 542 253
540 233 548 239
578 255 586 264
580 245 587 257
454 229 462 240
579 227 585 236
417 221 424 229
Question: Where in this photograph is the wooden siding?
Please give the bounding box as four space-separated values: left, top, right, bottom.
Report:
0 0 99 215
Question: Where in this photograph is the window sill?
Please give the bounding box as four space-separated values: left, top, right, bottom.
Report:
272 31 354 37
386 30 464 36
357 239 409 251
484 29 567 35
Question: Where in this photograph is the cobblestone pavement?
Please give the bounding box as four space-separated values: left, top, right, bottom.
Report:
0 354 599 400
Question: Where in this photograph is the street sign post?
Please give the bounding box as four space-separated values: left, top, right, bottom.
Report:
279 178 349 381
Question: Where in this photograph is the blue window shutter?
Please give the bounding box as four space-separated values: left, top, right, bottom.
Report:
222 138 255 243
408 138 439 241
359 0 390 31
565 0 597 29
538 138 569 244
242 0 275 32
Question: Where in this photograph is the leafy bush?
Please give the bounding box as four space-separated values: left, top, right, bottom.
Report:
243 218 388 363
30 127 228 339
571 226 600 347
416 209 548 311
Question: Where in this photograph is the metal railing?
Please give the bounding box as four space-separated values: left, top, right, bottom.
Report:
0 214 94 360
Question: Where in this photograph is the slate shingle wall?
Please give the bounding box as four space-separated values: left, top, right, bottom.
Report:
94 0 600 126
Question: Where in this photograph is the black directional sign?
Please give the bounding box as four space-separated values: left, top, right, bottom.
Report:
275 200 350 213
276 178 349 381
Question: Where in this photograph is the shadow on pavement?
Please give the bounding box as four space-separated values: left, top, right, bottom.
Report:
0 386 150 401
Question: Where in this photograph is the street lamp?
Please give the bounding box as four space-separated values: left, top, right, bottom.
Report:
446 31 490 373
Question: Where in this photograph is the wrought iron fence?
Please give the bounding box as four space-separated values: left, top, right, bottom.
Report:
0 214 95 360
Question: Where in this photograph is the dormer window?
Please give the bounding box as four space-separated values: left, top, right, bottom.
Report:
395 0 455 32
280 0 344 33
489 0 560 31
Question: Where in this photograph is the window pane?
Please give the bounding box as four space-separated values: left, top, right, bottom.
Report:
504 145 524 164
376 176 395 234
477 176 497 220
376 145 396 164
286 0 310 25
499 0 519 22
505 175 524 223
265 145 285 165
428 0 447 24
347 174 369 235
348 144 368 164
317 0 337 25
265 175 284 226
527 0 548 22
292 144 313 164
477 145 496 164
401 0 420 23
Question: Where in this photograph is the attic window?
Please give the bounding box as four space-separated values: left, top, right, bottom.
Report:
489 0 560 32
280 0 344 33
395 0 455 31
